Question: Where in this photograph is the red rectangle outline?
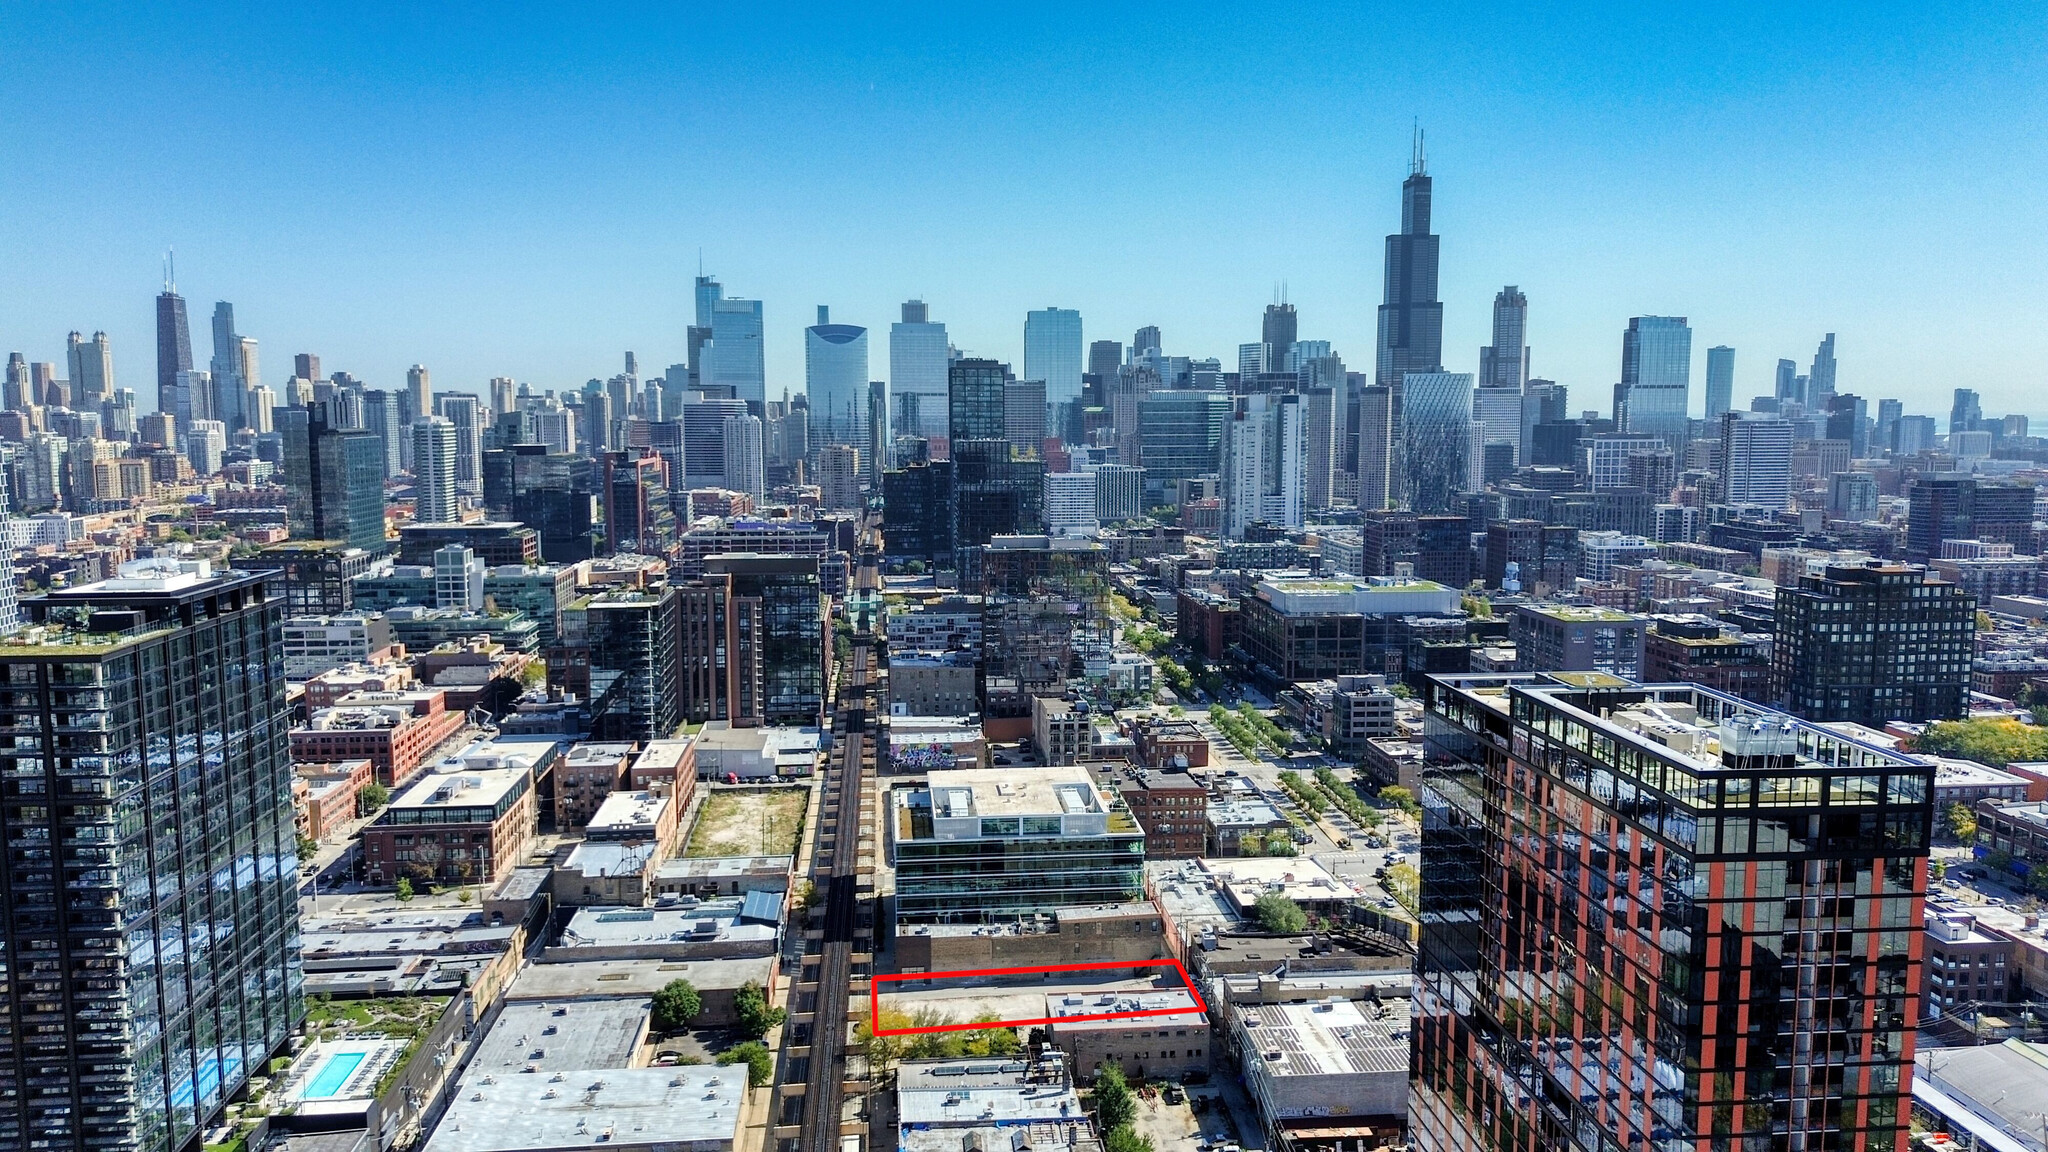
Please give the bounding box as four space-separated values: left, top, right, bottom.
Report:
868 958 1208 1036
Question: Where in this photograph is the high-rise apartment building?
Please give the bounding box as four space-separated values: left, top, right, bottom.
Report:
1773 562 1974 724
1043 471 1100 536
718 413 763 504
358 389 403 476
1224 391 1306 537
1776 357 1801 404
1416 674 1930 1152
584 583 680 743
1705 344 1735 420
282 403 388 553
819 444 861 511
1024 307 1084 411
1087 463 1144 524
1005 378 1047 449
1479 285 1528 389
804 305 868 446
410 415 460 524
437 393 483 494
1368 135 1445 509
1403 372 1471 516
680 397 749 489
867 378 889 484
707 297 766 407
0 558 302 1152
1718 413 1795 509
891 299 951 442
706 553 829 726
1616 315 1692 444
948 357 1007 443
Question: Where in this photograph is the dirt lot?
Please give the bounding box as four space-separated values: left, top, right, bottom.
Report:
684 786 810 857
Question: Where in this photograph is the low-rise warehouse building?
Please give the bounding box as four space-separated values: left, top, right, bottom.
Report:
361 759 538 889
1044 987 1209 1082
1222 973 1413 1152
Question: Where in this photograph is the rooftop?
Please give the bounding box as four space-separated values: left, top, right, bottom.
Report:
1516 603 1638 623
1044 987 1206 1031
462 998 647 1078
925 766 1105 819
502 956 776 1001
423 1065 743 1152
557 899 779 949
387 763 529 814
1238 995 1411 1079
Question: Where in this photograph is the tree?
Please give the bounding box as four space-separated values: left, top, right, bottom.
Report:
1092 1060 1136 1132
962 1012 1020 1057
856 1011 908 1079
733 980 786 1039
1379 785 1421 817
296 834 320 861
358 783 390 817
394 877 414 902
1254 893 1308 934
717 1041 773 1087
1384 862 1420 915
1945 803 1980 845
1911 719 2048 768
651 979 703 1034
1104 1127 1156 1152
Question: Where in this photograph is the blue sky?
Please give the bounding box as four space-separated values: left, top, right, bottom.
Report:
3 3 2044 420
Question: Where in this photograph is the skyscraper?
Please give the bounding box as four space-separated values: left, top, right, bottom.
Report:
0 481 19 630
948 358 1007 443
708 296 766 407
1023 306 1084 411
410 415 460 523
283 403 388 552
66 329 113 410
155 270 193 414
295 352 322 383
405 364 431 427
0 558 302 1152
1469 382 1522 488
359 389 404 476
1416 674 1930 1152
1223 391 1305 537
1949 388 1981 435
1810 331 1838 404
804 305 868 447
209 302 246 429
1704 344 1735 420
1131 326 1161 357
1478 285 1528 389
1261 301 1297 371
1403 371 1471 515
688 272 721 392
1775 357 1801 404
1615 315 1692 444
890 299 951 442
867 378 889 483
1087 339 1122 382
1369 131 1444 508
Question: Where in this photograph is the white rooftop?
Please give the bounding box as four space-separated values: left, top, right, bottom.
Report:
423 1065 742 1151
1044 987 1206 1031
1238 995 1410 1078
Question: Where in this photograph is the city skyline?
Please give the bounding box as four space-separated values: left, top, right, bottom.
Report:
3 7 2046 418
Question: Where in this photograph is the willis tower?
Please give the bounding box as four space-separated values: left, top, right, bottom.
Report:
1361 128 1444 509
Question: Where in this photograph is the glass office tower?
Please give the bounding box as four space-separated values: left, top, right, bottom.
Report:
0 558 302 1152
1415 675 1928 1152
1617 316 1693 446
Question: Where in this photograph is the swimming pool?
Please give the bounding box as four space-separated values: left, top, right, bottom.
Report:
303 1051 366 1099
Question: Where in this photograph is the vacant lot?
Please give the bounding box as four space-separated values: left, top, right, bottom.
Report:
684 786 809 857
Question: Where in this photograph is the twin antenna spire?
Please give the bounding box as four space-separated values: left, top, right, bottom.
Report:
1410 120 1427 176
